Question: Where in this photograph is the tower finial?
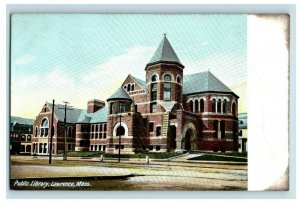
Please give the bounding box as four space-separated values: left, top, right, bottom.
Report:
163 33 166 36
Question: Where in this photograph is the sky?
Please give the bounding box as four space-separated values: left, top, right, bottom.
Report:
11 14 247 119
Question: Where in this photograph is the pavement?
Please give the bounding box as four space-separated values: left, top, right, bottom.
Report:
10 155 247 190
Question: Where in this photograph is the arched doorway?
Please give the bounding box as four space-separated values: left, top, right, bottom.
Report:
181 127 196 151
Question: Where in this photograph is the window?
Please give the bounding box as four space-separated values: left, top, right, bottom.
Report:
240 120 244 125
177 76 181 84
151 75 157 82
149 122 154 132
223 100 227 113
35 127 38 137
200 99 204 112
164 74 171 81
104 124 107 131
212 99 216 112
127 85 131 92
21 135 26 141
221 120 226 139
156 126 161 136
149 146 153 151
27 135 31 142
123 85 127 90
95 125 98 132
213 120 218 139
189 100 193 112
43 143 47 154
98 145 101 151
163 83 171 101
163 74 171 101
156 146 161 151
91 145 94 151
103 145 106 151
119 102 126 113
40 118 49 137
39 143 43 153
150 102 157 113
91 125 94 132
232 102 236 116
67 127 72 138
103 132 106 139
195 100 199 112
217 99 222 113
26 145 31 153
116 126 125 136
131 84 135 91
95 145 98 151
151 83 157 101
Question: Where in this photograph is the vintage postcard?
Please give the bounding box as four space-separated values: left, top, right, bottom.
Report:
9 14 289 191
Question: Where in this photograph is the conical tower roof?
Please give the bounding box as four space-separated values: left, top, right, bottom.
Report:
107 87 132 102
146 35 184 69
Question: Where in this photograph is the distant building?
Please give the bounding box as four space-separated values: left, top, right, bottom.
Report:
32 35 240 155
238 113 247 152
10 116 34 155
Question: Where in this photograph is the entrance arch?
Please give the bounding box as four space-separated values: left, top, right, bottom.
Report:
180 123 197 151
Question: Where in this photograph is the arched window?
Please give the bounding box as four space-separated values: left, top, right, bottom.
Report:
127 84 131 92
217 99 222 113
68 127 72 138
151 75 158 102
177 76 181 84
189 100 194 112
40 118 49 137
212 99 216 112
116 126 125 136
195 100 199 112
200 99 204 112
35 127 38 137
232 102 236 116
131 84 135 91
151 75 157 82
164 74 171 81
163 74 171 101
223 100 227 113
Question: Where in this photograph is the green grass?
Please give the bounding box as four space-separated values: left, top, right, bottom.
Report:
189 151 247 158
59 151 180 159
188 154 247 162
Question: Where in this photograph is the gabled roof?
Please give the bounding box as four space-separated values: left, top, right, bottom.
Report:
183 71 237 96
146 35 184 69
47 103 83 123
10 116 34 126
107 87 132 101
77 107 108 124
130 74 146 90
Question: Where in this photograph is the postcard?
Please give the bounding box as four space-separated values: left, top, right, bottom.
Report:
9 13 289 192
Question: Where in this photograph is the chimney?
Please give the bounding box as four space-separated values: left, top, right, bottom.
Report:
87 99 105 113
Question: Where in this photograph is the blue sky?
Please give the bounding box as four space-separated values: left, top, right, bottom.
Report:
11 14 247 118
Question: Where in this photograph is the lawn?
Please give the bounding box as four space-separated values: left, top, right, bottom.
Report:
188 154 247 162
63 151 180 159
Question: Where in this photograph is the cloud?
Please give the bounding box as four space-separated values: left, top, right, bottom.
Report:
14 54 37 65
80 45 155 100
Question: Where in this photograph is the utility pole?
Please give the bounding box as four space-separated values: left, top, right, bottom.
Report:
58 101 73 161
49 99 55 164
118 111 121 163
